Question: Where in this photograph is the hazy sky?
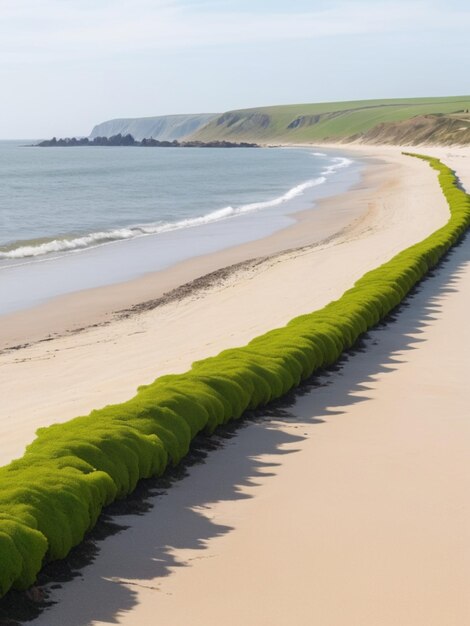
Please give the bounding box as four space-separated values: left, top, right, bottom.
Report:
1 0 469 138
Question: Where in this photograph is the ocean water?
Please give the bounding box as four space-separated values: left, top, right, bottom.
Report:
0 142 362 314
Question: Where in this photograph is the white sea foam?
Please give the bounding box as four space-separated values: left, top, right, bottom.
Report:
322 156 353 175
0 154 353 261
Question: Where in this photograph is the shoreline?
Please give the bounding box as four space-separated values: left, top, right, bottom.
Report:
0 146 359 320
0 148 370 351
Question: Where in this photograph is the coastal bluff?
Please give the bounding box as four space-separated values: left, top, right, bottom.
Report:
89 113 217 142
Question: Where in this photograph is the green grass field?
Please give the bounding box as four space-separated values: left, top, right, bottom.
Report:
192 96 470 142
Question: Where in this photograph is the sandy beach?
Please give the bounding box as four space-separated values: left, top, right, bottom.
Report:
2 144 470 624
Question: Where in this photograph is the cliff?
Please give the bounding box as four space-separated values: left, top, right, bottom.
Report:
89 113 217 141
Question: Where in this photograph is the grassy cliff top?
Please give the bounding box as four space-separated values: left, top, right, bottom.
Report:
191 96 470 144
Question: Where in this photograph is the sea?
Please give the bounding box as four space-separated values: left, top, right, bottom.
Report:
0 141 362 315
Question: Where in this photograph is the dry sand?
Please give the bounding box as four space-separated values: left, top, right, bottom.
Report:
2 144 469 625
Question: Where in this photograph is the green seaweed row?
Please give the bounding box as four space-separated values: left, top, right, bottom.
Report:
0 154 469 597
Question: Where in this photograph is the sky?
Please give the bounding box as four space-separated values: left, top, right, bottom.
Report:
0 0 469 138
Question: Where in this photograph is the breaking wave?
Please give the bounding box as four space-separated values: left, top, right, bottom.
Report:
0 155 352 260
